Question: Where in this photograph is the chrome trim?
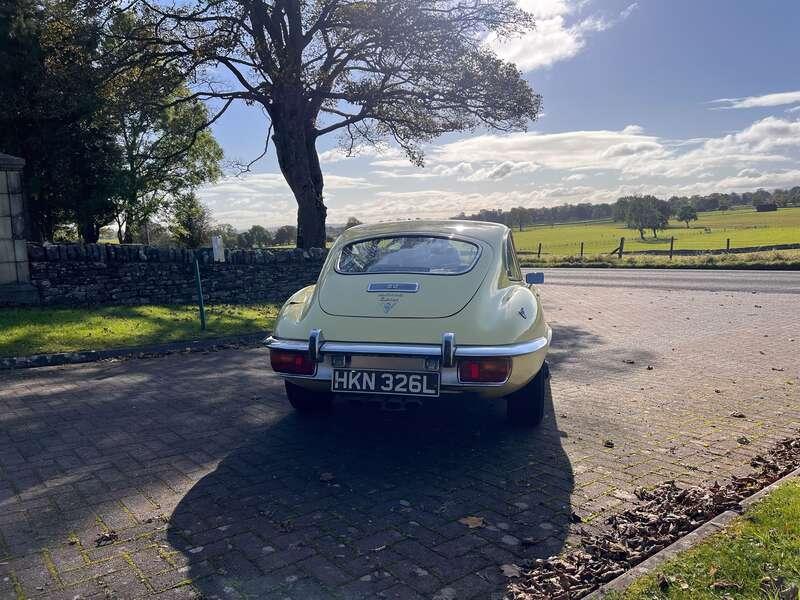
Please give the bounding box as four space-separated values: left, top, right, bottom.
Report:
264 337 309 352
367 282 419 293
266 334 550 359
322 341 440 357
442 332 456 368
309 329 323 363
455 336 549 357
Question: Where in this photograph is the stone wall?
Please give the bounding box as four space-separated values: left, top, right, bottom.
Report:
24 243 327 306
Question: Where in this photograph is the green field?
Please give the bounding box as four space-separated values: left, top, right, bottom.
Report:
512 206 800 256
0 303 279 357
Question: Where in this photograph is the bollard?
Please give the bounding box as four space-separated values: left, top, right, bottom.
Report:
669 236 674 260
618 237 625 259
726 238 731 251
580 242 584 258
537 242 542 258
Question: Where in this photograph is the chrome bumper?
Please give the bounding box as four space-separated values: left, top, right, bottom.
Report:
264 333 550 359
264 329 551 388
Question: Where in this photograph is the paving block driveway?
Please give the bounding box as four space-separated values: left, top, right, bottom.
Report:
1 269 798 600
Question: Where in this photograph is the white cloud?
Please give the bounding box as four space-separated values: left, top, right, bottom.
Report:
198 116 800 228
486 1 636 72
709 90 800 110
464 161 540 181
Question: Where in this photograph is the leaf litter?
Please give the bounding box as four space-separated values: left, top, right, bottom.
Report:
508 434 800 600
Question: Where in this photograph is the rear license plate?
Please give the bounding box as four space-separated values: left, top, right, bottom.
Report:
332 368 439 397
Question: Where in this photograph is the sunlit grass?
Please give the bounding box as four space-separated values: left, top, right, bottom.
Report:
519 249 800 269
0 303 280 357
513 206 800 255
607 481 800 599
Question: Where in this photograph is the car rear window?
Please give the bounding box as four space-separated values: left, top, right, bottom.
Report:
337 236 480 275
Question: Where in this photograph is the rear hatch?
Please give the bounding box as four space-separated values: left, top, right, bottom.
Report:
318 235 491 318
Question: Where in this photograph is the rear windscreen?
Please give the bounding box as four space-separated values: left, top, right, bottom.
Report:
336 236 480 275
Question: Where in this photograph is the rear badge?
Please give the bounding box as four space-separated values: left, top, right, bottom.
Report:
367 282 419 293
383 301 398 314
518 307 528 319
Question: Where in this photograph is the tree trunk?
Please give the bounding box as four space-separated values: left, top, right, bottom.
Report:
639 228 645 240
270 89 327 249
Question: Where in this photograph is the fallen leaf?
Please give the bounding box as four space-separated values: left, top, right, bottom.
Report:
458 516 485 529
730 411 746 418
712 580 741 590
501 564 521 578
94 531 118 547
622 359 635 365
737 436 751 445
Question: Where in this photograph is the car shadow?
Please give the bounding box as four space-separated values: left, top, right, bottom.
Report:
167 382 574 599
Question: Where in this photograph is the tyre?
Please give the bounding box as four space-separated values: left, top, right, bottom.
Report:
506 362 549 426
285 381 333 414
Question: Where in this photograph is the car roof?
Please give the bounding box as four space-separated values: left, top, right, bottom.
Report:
339 220 509 246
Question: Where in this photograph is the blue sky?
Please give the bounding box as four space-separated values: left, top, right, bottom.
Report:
199 0 800 229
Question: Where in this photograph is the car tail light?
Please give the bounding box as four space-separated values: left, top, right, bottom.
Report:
458 358 510 383
270 349 316 375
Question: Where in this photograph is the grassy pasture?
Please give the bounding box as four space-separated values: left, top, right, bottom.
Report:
512 206 800 256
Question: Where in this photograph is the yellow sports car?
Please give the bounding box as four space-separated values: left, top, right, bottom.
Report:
265 220 552 425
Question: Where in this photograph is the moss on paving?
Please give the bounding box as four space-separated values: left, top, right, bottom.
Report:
0 303 280 357
608 480 800 599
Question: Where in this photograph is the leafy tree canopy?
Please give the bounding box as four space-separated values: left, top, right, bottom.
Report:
107 0 542 248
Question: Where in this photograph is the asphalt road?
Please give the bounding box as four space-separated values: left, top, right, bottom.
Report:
523 267 800 295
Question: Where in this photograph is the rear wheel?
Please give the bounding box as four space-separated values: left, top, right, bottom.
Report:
506 362 549 427
285 381 333 414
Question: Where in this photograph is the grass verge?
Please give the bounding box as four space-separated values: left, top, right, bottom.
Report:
608 480 800 599
519 250 800 269
0 303 280 357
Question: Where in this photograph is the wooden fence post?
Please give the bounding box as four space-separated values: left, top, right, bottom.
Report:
537 242 542 258
580 242 584 258
669 237 674 260
618 237 625 259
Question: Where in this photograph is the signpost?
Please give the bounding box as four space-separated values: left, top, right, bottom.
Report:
194 258 206 331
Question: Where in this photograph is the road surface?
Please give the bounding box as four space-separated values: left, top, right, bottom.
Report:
524 267 800 294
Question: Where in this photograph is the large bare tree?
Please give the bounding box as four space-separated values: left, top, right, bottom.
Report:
115 0 541 248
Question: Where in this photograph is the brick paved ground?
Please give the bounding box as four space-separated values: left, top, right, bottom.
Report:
1 273 798 599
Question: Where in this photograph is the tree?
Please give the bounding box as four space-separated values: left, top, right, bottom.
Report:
169 192 213 248
210 223 240 248
0 0 120 241
101 13 224 242
508 207 528 231
241 225 273 248
344 217 362 230
114 0 541 248
676 204 698 228
273 225 298 246
625 196 668 240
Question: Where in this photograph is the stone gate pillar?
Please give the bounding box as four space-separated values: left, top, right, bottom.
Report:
0 153 38 305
